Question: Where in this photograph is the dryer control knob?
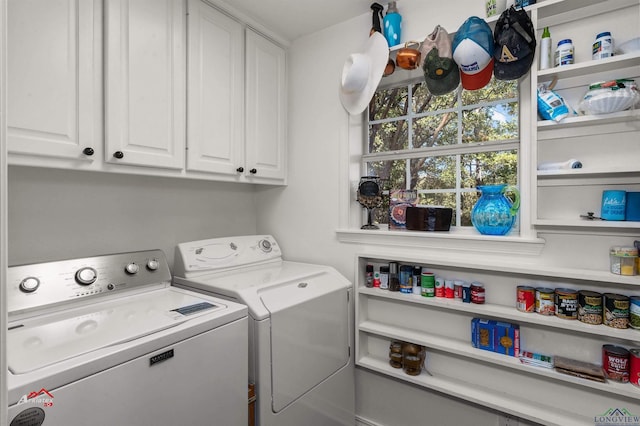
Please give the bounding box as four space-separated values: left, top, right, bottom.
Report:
259 239 272 253
75 267 97 285
125 263 140 275
146 259 159 271
19 277 40 293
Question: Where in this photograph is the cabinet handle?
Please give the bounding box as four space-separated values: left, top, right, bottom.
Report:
236 167 244 173
113 151 124 159
82 147 95 156
249 168 257 174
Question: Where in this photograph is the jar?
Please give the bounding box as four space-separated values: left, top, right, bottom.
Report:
554 38 574 67
471 282 485 304
592 31 613 60
610 246 638 276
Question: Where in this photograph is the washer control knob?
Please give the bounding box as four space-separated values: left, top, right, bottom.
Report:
19 277 40 293
125 263 140 275
75 267 97 285
146 259 159 271
259 239 272 253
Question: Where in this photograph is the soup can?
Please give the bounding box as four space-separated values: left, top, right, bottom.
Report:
630 296 640 329
555 288 578 320
603 293 630 329
435 277 445 297
516 286 535 313
535 287 555 316
630 349 640 386
471 282 485 304
578 290 602 325
603 344 630 383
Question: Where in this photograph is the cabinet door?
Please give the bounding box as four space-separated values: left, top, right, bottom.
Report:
186 0 244 176
105 0 185 169
7 0 100 162
245 29 287 183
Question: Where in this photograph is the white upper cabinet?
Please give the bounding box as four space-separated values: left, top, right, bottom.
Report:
245 28 287 184
186 0 244 176
7 0 100 163
104 0 186 169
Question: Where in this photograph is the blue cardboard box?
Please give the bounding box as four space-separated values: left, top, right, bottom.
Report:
471 318 520 357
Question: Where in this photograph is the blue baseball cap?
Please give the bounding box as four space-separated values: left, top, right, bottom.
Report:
452 17 494 90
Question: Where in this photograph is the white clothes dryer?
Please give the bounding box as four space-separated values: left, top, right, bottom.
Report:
7 249 248 426
173 235 355 426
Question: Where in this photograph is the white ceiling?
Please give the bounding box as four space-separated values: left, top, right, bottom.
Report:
224 0 374 41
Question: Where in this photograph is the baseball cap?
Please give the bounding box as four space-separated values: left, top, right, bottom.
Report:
493 6 537 80
420 26 460 96
452 17 494 91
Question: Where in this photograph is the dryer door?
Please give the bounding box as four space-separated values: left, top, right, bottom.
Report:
259 273 349 412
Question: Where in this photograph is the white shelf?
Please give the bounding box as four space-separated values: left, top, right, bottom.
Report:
359 320 640 400
533 218 640 229
359 287 640 341
537 167 640 178
357 355 589 426
537 109 640 131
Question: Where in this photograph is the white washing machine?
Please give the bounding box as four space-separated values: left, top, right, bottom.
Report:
173 235 355 426
7 249 248 426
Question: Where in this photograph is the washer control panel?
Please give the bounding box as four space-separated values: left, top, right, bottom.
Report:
8 249 170 315
174 235 282 277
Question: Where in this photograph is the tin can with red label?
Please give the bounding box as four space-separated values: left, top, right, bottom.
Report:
517 286 535 313
630 348 640 386
603 344 630 383
471 282 485 304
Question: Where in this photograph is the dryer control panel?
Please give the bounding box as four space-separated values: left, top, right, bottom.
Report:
174 235 282 278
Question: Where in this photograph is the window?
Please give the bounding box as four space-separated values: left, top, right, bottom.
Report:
365 76 519 228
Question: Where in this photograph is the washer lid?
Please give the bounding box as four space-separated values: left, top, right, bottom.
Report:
7 288 226 374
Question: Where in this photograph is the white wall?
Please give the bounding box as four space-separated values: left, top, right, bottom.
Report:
256 1 640 425
8 166 258 268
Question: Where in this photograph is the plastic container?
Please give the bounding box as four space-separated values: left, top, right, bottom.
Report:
554 39 574 67
539 27 552 70
383 1 402 47
601 190 626 221
610 246 638 276
593 31 613 60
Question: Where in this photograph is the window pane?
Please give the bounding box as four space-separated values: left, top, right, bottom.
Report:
462 102 518 143
461 78 518 105
412 82 458 113
460 191 479 226
460 150 518 188
413 113 458 148
369 86 408 121
368 120 408 153
410 156 456 190
366 160 407 190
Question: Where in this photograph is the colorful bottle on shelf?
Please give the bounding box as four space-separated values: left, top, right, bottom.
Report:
554 38 574 67
383 1 402 47
539 27 552 70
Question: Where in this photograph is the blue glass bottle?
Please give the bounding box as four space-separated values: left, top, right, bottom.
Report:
383 1 402 47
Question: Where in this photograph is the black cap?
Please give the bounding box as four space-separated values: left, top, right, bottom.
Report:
493 6 536 80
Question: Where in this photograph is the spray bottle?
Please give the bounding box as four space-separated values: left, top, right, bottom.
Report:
383 2 402 47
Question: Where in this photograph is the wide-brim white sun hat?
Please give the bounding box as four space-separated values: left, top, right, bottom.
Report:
339 32 389 115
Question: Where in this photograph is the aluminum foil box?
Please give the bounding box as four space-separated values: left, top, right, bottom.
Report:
471 318 520 357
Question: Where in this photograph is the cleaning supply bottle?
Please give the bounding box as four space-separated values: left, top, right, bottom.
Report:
383 1 402 47
539 27 552 70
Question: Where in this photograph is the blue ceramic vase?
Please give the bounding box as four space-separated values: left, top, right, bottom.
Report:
471 184 520 235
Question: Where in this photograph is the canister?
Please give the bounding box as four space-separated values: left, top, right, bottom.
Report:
454 280 464 299
535 287 555 316
412 267 422 295
603 345 630 382
592 31 613 60
516 286 535 313
601 190 626 221
420 272 435 297
462 283 471 303
578 290 602 325
399 265 413 294
603 293 630 329
379 265 390 290
445 280 455 299
554 288 578 319
554 38 574 67
471 282 485 304
630 296 640 329
610 246 638 276
435 276 445 297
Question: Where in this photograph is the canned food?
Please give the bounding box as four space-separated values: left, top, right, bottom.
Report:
462 283 471 303
471 282 485 304
535 287 555 316
630 348 640 386
454 280 464 299
603 344 630 383
603 293 630 329
435 277 445 297
630 296 640 329
517 286 535 313
420 272 435 297
555 288 578 320
445 280 455 299
578 290 602 325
